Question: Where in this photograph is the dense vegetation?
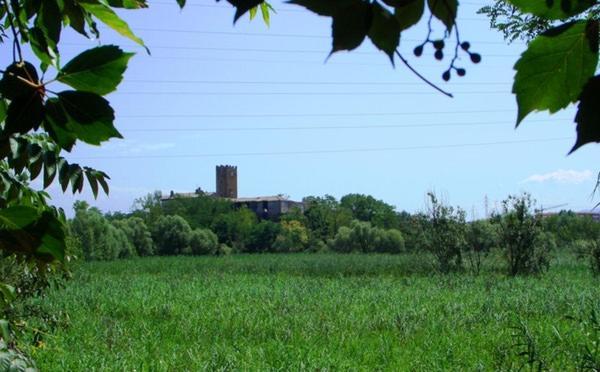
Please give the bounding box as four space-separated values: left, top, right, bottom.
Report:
66 191 600 277
18 253 600 370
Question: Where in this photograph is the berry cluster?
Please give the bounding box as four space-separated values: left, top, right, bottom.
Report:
413 39 481 82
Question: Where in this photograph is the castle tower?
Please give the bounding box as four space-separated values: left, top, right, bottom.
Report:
216 165 237 199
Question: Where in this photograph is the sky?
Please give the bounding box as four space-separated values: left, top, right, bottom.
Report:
11 0 600 217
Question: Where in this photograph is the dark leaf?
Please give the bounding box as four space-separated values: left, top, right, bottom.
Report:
4 92 45 135
331 1 372 54
58 45 134 95
287 0 357 16
97 173 110 195
0 61 40 100
43 151 57 188
225 0 264 23
58 159 70 192
85 168 99 198
368 2 400 63
393 0 425 31
35 0 61 49
64 0 88 36
513 20 599 125
28 27 54 67
571 75 600 153
427 0 457 32
176 0 186 8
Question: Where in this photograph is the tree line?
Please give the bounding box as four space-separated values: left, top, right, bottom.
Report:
68 191 600 277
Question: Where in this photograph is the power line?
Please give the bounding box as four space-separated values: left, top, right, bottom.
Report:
118 119 565 133
117 108 518 119
123 78 511 86
131 27 516 45
62 42 520 57
114 90 509 96
71 137 571 160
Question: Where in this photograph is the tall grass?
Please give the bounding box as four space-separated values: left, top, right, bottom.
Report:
22 253 600 370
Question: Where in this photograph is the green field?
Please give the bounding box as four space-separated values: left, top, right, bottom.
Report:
25 253 600 371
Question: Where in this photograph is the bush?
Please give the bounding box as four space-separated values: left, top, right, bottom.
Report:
246 221 282 253
272 221 309 253
328 220 404 253
375 228 405 254
423 193 467 273
189 228 219 255
112 217 155 256
495 193 551 276
152 215 193 255
465 220 499 274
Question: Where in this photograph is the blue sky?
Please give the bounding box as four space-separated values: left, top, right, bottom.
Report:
14 0 600 216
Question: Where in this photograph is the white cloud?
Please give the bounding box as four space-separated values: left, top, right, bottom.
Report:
522 169 594 184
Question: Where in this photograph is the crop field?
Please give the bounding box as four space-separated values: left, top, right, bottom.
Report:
24 253 600 371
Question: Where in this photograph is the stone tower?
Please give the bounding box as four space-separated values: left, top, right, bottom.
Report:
216 165 237 199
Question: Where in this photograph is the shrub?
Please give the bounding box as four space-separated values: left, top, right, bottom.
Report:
423 193 467 273
375 228 405 254
465 220 499 274
495 193 551 276
246 221 282 253
272 221 309 253
152 215 193 255
328 221 404 253
112 217 155 256
189 228 219 255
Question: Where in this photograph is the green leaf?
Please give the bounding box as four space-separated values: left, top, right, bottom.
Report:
97 173 110 195
249 5 258 20
64 0 88 36
79 1 148 51
0 206 40 229
35 0 62 49
513 20 599 125
43 151 58 188
331 1 372 54
571 75 600 153
85 168 100 198
0 100 6 123
260 2 270 26
368 2 400 63
393 0 425 31
107 0 148 8
44 91 122 149
28 27 55 67
0 320 9 342
508 0 595 20
176 0 186 8
427 0 457 32
58 46 133 95
0 283 15 305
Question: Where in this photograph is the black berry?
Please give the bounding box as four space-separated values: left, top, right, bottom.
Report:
413 45 424 57
460 41 470 51
456 68 466 76
470 53 481 63
433 40 445 50
434 50 443 60
442 70 451 81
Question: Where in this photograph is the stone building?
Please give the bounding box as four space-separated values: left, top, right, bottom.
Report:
162 165 304 219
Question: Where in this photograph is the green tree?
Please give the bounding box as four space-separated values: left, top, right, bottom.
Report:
70 201 135 260
246 220 282 253
112 217 155 256
189 228 219 255
303 195 352 241
152 215 193 256
423 192 467 273
211 208 257 251
161 193 233 230
495 193 553 276
272 220 309 253
340 194 398 229
465 220 499 274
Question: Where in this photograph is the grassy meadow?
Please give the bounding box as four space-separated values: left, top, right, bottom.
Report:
23 253 600 371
